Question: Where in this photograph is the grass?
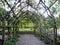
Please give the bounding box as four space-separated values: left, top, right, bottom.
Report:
19 28 34 31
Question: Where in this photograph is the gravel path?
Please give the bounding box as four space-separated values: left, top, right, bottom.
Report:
15 34 47 45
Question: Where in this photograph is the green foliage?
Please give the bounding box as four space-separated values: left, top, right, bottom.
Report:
58 0 60 4
5 40 14 45
56 15 60 28
48 0 60 14
5 33 19 45
0 8 6 15
11 32 19 42
45 17 54 28
51 7 56 14
48 0 54 6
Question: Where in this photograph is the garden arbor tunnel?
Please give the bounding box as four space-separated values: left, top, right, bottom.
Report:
17 11 41 33
0 0 59 45
0 9 57 45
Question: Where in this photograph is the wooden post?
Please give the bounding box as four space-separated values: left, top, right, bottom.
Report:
40 22 42 38
12 20 16 37
8 21 11 40
2 21 5 45
34 26 36 34
53 20 57 45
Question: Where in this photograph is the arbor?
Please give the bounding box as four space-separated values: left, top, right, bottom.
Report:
0 0 59 45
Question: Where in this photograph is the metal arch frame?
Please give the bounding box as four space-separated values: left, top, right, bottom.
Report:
17 11 40 24
0 0 58 45
1 0 57 18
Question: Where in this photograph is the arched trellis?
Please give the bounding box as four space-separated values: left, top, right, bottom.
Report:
0 0 58 45
16 11 41 33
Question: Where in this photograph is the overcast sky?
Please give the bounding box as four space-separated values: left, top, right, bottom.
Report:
0 0 59 18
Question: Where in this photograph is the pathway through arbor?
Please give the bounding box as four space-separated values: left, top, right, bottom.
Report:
15 34 47 45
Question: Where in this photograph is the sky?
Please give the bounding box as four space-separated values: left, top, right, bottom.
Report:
0 0 59 18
